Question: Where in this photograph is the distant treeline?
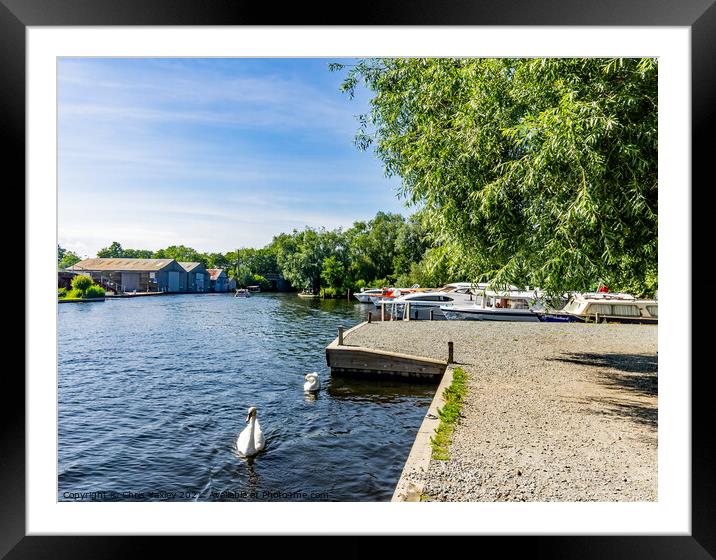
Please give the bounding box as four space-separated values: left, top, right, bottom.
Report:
58 211 461 295
58 58 660 298
58 204 655 297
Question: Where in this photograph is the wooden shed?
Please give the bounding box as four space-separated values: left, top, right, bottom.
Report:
178 262 208 292
70 258 186 293
207 268 229 292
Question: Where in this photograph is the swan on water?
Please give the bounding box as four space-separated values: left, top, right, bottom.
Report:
236 406 265 457
304 372 320 392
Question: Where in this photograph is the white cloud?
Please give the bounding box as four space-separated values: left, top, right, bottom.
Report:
57 58 406 256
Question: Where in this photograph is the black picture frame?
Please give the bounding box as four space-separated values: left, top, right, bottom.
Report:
5 0 712 556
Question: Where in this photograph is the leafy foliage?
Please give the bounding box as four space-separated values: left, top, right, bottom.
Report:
152 245 207 265
97 241 153 259
321 255 348 292
272 228 344 292
84 285 106 299
430 367 468 461
58 245 81 270
334 58 658 295
70 274 93 295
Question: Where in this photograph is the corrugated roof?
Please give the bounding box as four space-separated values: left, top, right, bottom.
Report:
206 268 227 281
178 261 204 272
70 258 176 272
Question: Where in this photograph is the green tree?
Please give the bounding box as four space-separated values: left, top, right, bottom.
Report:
204 252 231 270
335 58 658 294
97 242 125 258
344 212 405 284
97 242 152 259
392 212 432 278
70 274 93 296
321 255 348 293
58 245 81 270
153 245 207 266
273 228 343 292
123 248 153 258
229 247 279 279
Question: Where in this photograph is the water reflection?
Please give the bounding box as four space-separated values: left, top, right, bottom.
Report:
58 293 433 501
327 377 437 403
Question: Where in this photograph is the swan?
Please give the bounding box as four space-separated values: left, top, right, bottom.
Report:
304 372 320 392
236 406 265 457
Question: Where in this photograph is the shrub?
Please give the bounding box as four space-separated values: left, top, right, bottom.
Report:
57 288 67 298
84 285 106 299
66 289 84 299
321 287 338 298
369 277 395 289
251 274 271 291
71 274 93 294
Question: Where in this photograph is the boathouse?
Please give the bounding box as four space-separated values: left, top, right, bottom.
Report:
178 262 208 292
57 270 77 289
263 272 291 292
70 258 186 293
207 268 228 292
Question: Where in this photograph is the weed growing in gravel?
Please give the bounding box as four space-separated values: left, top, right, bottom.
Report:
431 367 467 460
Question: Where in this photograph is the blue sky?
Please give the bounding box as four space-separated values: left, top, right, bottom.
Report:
58 58 407 258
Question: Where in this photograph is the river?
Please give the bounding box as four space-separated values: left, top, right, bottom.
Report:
58 293 435 501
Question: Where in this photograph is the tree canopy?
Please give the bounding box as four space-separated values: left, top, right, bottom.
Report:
97 242 153 259
334 58 658 295
82 210 442 295
57 245 81 270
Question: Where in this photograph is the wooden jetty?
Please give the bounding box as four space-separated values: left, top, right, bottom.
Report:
325 322 449 381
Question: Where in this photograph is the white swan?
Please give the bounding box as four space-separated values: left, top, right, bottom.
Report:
304 372 320 392
236 406 265 457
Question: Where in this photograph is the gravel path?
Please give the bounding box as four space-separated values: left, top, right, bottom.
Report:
345 321 658 502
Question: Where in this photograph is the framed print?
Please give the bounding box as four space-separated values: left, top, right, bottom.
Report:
5 0 713 556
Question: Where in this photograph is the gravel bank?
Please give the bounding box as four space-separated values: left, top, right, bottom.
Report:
345 321 658 502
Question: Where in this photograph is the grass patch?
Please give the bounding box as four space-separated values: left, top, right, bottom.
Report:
430 367 468 461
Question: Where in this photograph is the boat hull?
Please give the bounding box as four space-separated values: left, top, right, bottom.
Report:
442 307 540 322
536 313 579 323
536 312 657 324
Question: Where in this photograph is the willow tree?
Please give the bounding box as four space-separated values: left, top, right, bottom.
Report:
333 58 658 295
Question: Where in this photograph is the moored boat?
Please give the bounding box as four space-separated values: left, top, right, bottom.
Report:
536 293 658 324
440 289 544 322
235 288 250 298
389 289 479 319
297 289 320 299
354 287 388 303
369 285 421 307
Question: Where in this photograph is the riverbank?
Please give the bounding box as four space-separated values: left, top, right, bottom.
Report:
58 293 432 501
343 321 658 502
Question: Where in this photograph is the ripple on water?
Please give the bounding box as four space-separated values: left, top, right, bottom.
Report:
58 293 435 501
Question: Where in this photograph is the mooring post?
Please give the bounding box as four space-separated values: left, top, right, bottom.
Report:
448 341 454 364
338 325 344 346
368 311 372 324
429 309 434 321
381 302 385 322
